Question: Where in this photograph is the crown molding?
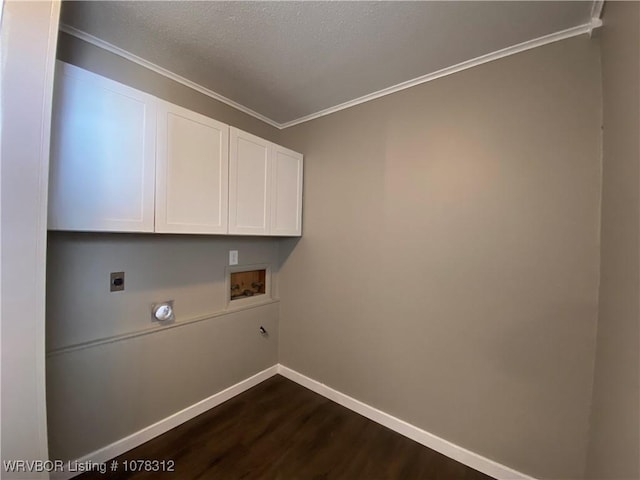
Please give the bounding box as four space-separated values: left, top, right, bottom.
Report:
61 18 601 131
59 24 282 129
590 0 605 21
280 19 601 129
588 0 605 37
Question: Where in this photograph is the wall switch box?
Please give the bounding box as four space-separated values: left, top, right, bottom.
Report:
229 250 238 265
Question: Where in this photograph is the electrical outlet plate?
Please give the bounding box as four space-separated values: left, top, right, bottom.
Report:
229 250 238 265
110 272 125 292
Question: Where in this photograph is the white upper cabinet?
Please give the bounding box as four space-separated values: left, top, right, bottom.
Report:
156 102 229 234
229 128 304 236
271 145 303 236
49 62 303 236
228 128 272 235
48 62 156 232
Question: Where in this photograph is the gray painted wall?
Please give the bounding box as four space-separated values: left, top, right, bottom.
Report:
46 35 282 461
585 3 640 478
278 36 602 479
49 20 633 480
46 236 281 462
47 234 280 350
47 299 278 460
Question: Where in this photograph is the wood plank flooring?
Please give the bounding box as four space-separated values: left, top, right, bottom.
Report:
78 375 494 479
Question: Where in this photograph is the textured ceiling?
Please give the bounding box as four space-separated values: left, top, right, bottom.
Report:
61 1 594 126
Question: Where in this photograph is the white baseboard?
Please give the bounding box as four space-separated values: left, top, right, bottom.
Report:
54 363 534 480
277 365 535 480
52 365 278 480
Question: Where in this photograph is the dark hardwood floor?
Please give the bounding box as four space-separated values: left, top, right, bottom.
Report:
78 375 494 480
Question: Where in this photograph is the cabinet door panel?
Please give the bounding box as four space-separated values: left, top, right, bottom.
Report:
229 128 271 235
271 146 303 236
156 102 229 234
48 62 156 232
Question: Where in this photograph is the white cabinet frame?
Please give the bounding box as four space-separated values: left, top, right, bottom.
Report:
155 101 229 234
229 128 303 236
48 62 157 233
228 127 272 235
49 62 303 237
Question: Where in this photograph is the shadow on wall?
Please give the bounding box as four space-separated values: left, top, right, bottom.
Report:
278 236 301 267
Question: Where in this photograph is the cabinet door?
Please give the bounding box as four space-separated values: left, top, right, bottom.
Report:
48 62 156 232
228 128 271 235
155 102 229 234
271 145 303 236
